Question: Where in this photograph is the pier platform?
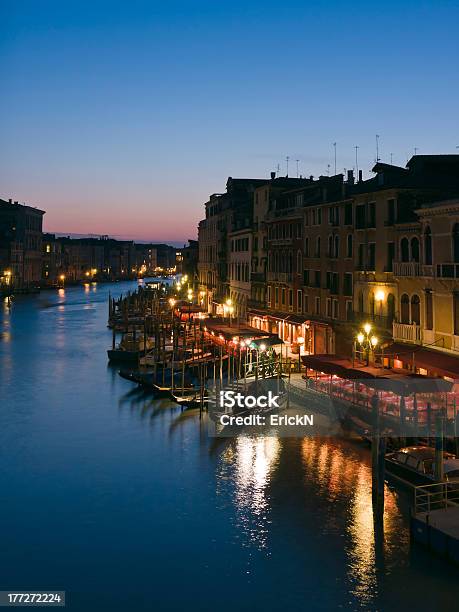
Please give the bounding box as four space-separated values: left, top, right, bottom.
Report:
411 483 459 564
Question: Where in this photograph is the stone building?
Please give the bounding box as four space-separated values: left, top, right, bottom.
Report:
0 197 45 291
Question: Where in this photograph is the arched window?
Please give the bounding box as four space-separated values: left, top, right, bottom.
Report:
297 250 302 274
401 237 409 262
346 234 353 258
304 237 309 257
387 293 396 322
369 292 375 317
411 237 420 262
334 236 340 258
424 226 432 265
358 291 364 313
453 223 459 263
328 235 333 257
401 294 410 324
411 294 420 324
316 237 321 257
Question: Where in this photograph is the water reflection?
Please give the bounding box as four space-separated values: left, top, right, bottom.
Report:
218 436 280 550
301 438 407 606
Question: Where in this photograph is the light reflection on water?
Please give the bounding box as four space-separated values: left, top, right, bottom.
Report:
218 437 281 550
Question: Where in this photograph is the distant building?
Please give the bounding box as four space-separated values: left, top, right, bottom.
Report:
0 197 45 291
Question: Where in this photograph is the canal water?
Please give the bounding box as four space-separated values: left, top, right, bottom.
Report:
0 282 457 611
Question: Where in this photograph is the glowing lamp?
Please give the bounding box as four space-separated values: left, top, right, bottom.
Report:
357 333 364 344
371 336 379 347
363 323 372 334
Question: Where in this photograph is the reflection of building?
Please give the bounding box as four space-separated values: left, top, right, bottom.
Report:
0 197 45 290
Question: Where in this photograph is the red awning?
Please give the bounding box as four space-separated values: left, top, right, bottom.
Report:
386 343 459 379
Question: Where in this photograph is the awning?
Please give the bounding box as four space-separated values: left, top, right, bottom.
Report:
301 354 453 395
250 335 283 348
387 343 459 379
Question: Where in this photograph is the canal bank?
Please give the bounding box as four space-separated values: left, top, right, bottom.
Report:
0 281 458 611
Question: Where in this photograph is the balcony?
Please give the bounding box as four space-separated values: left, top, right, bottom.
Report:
436 263 459 279
250 272 266 282
393 322 422 344
268 238 293 246
350 312 393 330
267 272 293 283
393 261 434 277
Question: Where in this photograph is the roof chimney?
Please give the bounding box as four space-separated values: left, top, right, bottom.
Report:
358 169 363 182
8 198 12 204
270 171 276 180
347 170 354 184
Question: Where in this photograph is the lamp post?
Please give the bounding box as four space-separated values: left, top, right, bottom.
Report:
355 323 378 366
59 274 65 288
297 336 305 372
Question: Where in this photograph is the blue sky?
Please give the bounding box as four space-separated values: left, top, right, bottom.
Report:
1 1 458 242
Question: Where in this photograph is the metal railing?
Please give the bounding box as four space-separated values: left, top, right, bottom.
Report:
414 482 459 514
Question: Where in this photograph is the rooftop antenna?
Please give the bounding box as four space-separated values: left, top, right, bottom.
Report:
354 145 359 177
286 156 290 177
376 134 380 162
295 159 299 178
414 146 418 156
333 142 337 175
327 164 331 176
276 163 280 175
390 152 393 165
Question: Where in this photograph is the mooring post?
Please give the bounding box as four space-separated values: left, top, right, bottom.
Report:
371 392 385 518
435 414 444 482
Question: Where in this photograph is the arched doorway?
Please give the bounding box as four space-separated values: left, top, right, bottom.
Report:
424 226 432 265
411 237 420 262
401 238 409 262
411 294 420 325
453 224 459 263
387 293 395 322
400 294 410 324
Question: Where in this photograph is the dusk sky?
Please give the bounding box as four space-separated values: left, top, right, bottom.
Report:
1 1 458 244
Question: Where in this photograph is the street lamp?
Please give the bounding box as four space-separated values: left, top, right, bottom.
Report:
297 336 305 371
59 274 65 288
355 323 378 366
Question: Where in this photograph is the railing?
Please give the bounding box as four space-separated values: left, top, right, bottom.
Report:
267 272 293 283
268 238 293 246
393 261 434 277
250 272 265 282
393 321 422 343
414 482 459 514
437 263 459 278
393 261 421 276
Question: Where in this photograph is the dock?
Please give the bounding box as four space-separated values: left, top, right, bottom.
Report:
411 482 459 564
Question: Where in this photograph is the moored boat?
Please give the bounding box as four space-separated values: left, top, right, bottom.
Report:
385 446 459 486
107 333 153 363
